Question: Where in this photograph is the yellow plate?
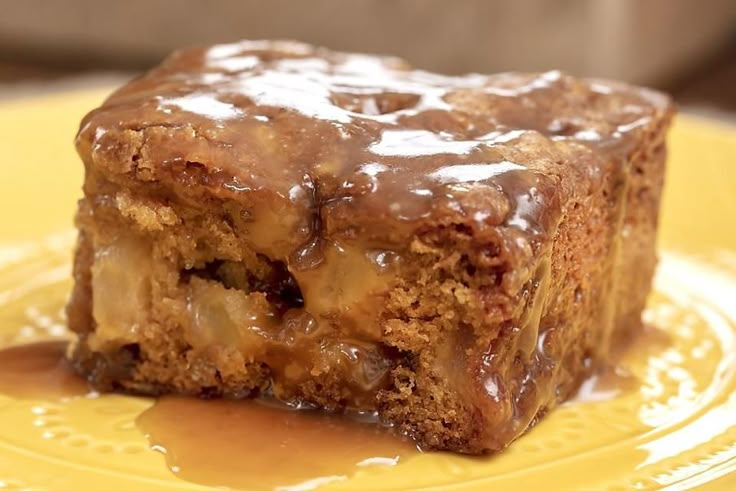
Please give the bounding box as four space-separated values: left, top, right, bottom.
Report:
1 89 736 490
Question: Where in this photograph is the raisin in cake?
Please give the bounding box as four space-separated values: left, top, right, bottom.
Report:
67 40 674 454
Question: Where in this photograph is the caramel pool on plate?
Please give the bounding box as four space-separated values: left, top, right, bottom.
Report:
0 341 88 400
138 397 419 490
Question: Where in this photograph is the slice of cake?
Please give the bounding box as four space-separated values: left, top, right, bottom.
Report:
67 40 674 454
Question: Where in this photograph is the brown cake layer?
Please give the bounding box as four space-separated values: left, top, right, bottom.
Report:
67 40 674 454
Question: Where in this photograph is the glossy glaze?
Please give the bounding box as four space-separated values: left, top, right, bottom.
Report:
73 41 674 450
77 40 667 264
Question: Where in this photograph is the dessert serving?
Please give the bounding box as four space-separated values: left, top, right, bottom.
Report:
67 40 674 454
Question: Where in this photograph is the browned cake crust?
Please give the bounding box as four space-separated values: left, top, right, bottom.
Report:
67 40 674 454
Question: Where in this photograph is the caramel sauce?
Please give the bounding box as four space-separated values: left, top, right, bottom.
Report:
0 341 88 399
0 340 416 488
0 333 667 488
77 40 667 273
571 366 640 403
72 40 673 454
136 396 419 490
571 324 671 403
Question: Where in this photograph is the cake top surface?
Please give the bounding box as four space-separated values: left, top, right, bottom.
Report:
77 40 672 263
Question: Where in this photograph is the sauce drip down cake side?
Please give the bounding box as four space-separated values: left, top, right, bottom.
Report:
67 40 674 454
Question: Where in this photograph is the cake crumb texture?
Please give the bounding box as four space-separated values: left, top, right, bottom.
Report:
68 40 674 454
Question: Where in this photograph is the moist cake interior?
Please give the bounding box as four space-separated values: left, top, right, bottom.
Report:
67 40 674 453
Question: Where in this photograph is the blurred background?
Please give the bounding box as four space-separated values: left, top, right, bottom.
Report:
0 0 735 120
